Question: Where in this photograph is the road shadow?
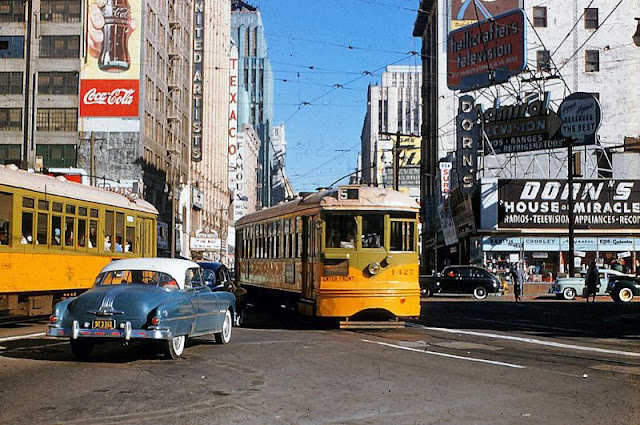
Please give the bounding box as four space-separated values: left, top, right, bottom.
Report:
417 297 640 340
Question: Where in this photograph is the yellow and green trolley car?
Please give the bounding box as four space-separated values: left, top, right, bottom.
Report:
0 164 158 316
235 186 421 327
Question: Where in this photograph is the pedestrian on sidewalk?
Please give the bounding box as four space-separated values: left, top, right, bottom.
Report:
511 263 525 302
585 260 600 304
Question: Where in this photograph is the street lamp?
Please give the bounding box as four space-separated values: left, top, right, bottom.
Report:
633 18 640 46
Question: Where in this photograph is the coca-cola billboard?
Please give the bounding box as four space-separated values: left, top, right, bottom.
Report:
80 0 141 119
80 79 139 116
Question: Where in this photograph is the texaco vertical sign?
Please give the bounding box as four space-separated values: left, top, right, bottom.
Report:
191 0 204 162
228 48 238 189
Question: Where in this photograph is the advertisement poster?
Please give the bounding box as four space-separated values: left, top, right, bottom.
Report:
80 0 142 118
448 8 526 92
498 179 640 229
451 0 521 29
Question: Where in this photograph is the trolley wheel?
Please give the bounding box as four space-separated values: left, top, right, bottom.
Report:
473 286 488 300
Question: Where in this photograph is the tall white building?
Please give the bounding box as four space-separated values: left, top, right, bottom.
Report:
361 65 422 199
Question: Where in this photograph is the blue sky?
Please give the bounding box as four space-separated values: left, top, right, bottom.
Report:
250 0 422 192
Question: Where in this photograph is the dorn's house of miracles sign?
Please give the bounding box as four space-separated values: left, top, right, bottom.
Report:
498 179 640 229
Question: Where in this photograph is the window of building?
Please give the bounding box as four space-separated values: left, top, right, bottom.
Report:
585 50 599 72
536 50 551 72
0 108 22 131
39 36 80 58
38 72 78 95
0 36 24 58
533 7 547 27
584 8 598 29
0 144 20 165
36 108 78 132
40 0 81 22
0 72 22 94
0 0 25 22
36 144 77 168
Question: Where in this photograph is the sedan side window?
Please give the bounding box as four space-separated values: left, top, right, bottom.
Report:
186 268 204 288
203 269 216 286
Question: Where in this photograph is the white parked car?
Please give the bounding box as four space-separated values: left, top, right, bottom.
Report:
549 269 632 300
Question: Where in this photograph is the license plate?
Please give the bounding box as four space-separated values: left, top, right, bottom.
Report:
92 319 115 329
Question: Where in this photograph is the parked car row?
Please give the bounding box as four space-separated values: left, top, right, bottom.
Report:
549 269 640 303
47 258 240 361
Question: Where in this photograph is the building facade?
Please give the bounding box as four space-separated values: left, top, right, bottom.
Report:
0 0 237 260
360 65 422 201
414 0 640 277
189 0 232 261
230 0 275 207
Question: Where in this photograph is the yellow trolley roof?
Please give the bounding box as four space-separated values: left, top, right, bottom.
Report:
237 186 419 226
0 164 158 215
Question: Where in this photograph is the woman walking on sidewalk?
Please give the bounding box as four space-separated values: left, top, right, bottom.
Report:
511 263 526 302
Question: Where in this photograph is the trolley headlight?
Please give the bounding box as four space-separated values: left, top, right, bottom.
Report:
367 262 381 275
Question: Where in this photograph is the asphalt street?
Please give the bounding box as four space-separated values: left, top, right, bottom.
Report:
0 296 639 425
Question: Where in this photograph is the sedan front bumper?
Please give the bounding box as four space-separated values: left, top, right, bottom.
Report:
47 320 173 341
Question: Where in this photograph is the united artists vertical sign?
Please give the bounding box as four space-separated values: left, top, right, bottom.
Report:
191 0 204 162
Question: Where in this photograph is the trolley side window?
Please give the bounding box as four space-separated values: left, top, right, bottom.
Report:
0 192 11 245
361 214 384 249
21 196 34 244
104 210 114 252
325 214 356 249
390 220 416 252
51 215 62 245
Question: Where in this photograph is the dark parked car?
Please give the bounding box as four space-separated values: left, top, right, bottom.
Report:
47 258 236 360
606 275 640 303
420 266 502 300
198 261 247 326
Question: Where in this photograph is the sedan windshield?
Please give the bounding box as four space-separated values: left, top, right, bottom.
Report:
95 270 178 288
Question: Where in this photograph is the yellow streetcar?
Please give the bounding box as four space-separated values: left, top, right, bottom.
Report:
235 186 421 327
0 164 158 316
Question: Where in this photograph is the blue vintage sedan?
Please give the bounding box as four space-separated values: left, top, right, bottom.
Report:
47 258 236 360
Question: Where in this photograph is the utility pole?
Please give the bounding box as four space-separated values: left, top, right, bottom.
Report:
567 138 576 277
22 0 34 169
393 129 400 191
90 132 95 186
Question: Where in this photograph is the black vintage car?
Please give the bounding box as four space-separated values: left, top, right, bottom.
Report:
606 275 640 303
420 266 502 300
198 262 247 326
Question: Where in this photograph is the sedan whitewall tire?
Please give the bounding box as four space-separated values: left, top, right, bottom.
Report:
473 287 488 300
617 287 634 303
214 309 233 344
163 335 186 359
563 287 576 300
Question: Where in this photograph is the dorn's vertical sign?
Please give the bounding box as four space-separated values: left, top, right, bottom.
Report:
456 95 480 194
191 0 204 162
